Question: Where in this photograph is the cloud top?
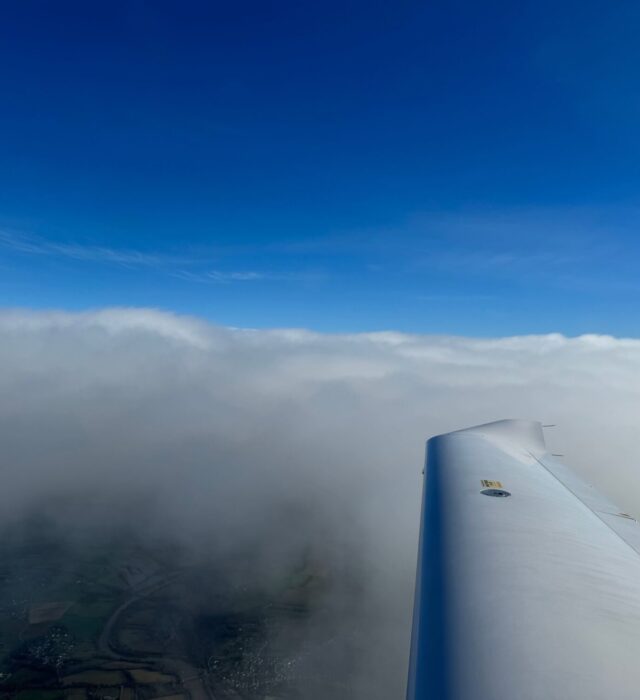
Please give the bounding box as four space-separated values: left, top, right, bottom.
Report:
2 308 640 696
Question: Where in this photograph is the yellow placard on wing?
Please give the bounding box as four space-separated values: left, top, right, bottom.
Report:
481 479 503 489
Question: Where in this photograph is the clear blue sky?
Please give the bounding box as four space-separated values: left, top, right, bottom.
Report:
1 0 640 335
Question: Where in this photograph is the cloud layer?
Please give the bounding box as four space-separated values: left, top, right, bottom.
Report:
2 308 640 696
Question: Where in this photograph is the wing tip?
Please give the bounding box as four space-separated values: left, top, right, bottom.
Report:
430 418 546 454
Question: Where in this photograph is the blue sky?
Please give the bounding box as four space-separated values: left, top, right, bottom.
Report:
1 0 640 335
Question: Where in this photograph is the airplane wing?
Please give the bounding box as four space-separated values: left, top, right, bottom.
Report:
407 419 640 700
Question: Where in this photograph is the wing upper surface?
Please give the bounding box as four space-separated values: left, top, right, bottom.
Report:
538 453 640 556
407 419 640 700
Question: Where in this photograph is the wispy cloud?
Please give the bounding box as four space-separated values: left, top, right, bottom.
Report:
0 231 322 285
0 230 193 268
417 293 497 302
172 269 267 283
171 269 325 284
419 248 585 275
4 203 635 297
381 206 635 294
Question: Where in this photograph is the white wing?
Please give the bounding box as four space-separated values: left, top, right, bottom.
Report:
407 419 640 700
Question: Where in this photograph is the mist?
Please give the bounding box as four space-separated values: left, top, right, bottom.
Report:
2 308 640 698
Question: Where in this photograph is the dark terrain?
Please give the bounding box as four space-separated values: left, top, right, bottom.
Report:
0 520 361 700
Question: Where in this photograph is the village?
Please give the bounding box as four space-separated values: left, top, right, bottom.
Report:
0 527 342 700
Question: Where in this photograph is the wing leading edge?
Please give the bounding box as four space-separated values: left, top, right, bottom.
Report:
407 419 640 700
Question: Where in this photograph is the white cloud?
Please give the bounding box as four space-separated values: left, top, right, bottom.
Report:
2 308 640 696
